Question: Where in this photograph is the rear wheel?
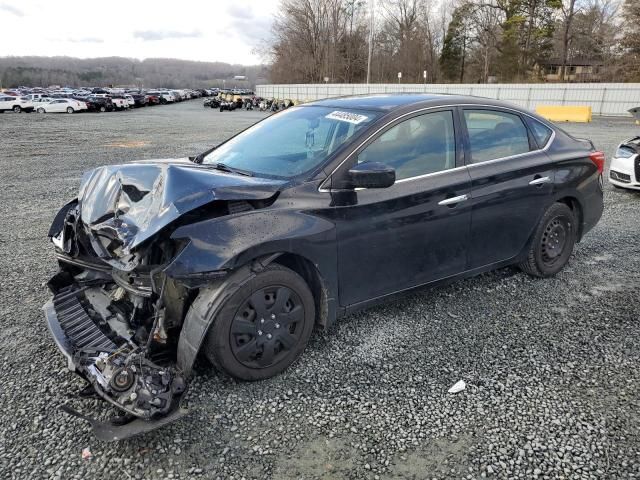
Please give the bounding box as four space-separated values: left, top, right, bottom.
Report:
66 107 74 114
13 105 21 113
202 264 315 380
99 106 106 112
519 202 577 278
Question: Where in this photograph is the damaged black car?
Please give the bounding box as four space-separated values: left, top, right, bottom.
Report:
44 94 604 440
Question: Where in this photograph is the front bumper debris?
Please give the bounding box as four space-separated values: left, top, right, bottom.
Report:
43 282 187 439
60 404 188 442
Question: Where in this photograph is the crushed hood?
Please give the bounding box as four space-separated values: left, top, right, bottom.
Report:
78 158 285 255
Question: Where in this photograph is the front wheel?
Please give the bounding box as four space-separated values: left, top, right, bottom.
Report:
201 264 315 381
519 202 577 278
66 107 74 114
99 106 106 112
13 105 21 113
37 107 45 113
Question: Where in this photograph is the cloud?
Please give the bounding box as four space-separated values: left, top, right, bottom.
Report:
67 37 104 44
133 30 202 41
0 3 23 16
226 6 272 45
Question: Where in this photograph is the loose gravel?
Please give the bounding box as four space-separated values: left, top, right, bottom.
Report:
0 102 639 480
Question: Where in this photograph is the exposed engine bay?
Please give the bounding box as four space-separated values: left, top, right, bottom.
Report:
44 159 283 440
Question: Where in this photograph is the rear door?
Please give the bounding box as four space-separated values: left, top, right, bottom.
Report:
461 107 555 268
332 108 473 306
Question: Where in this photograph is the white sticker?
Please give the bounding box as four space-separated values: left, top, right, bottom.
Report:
325 111 369 124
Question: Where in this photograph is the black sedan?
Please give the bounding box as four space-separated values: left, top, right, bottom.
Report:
84 96 113 112
44 94 604 438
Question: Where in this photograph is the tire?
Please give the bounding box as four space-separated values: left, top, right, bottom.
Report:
37 107 45 113
13 105 21 113
99 106 106 112
201 264 315 381
519 202 577 278
66 107 74 114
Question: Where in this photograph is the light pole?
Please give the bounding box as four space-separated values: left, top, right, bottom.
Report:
366 0 375 84
397 72 402 84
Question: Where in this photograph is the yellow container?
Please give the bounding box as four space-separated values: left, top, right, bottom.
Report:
535 105 592 123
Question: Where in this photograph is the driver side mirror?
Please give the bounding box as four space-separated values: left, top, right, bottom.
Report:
348 162 395 189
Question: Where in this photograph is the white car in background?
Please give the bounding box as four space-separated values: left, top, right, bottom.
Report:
109 96 129 110
32 97 54 108
0 95 34 113
35 98 86 114
609 137 640 190
124 94 135 108
149 90 175 103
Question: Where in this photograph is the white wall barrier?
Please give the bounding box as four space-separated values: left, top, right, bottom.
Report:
256 83 640 117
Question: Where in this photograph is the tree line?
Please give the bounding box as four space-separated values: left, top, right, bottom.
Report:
266 0 640 84
0 57 268 89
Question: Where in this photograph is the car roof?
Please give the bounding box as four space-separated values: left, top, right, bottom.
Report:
305 93 520 113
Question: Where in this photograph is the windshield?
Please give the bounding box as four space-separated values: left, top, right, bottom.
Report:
202 106 380 178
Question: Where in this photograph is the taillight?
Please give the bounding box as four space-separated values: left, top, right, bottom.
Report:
589 151 605 174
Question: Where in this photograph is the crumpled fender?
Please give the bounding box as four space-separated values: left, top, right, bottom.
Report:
164 209 337 281
167 210 339 376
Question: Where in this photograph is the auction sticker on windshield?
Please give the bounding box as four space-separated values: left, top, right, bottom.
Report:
325 111 369 124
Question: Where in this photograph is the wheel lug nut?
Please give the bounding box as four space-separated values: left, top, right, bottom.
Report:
271 314 276 319
257 330 263 336
275 323 280 329
266 333 272 339
260 318 264 324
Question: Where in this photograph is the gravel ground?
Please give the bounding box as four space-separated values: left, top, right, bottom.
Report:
0 101 639 480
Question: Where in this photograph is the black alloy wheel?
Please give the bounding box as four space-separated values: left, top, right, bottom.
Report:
519 202 576 277
200 264 315 380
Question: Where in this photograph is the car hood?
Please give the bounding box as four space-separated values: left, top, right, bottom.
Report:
78 158 285 255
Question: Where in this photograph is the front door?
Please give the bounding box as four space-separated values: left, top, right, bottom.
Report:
331 109 473 307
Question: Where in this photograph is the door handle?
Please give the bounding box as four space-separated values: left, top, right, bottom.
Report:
438 194 469 206
529 176 551 186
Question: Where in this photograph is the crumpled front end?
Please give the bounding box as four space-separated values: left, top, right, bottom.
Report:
43 160 283 439
44 201 191 439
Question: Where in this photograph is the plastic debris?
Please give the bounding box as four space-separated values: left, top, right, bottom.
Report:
81 447 93 460
448 380 466 394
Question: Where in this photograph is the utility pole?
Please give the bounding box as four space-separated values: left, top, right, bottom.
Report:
366 0 375 84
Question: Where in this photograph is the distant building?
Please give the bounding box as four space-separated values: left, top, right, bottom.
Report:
539 58 604 82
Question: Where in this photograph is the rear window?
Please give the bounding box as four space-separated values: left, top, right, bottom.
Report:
526 117 553 148
463 109 531 163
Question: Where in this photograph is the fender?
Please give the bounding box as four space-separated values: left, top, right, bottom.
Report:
166 210 339 376
165 209 337 291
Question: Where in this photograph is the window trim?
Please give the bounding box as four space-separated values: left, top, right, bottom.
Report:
459 106 555 168
355 108 459 183
321 106 460 191
320 103 555 192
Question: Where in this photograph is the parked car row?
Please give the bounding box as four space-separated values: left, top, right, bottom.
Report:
0 86 222 113
204 95 294 113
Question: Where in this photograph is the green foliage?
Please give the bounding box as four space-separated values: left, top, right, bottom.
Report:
439 5 471 81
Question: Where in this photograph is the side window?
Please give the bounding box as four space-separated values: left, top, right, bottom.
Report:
526 117 553 148
358 110 456 180
463 109 530 163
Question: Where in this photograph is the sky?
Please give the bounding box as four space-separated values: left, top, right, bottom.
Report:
0 0 280 65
